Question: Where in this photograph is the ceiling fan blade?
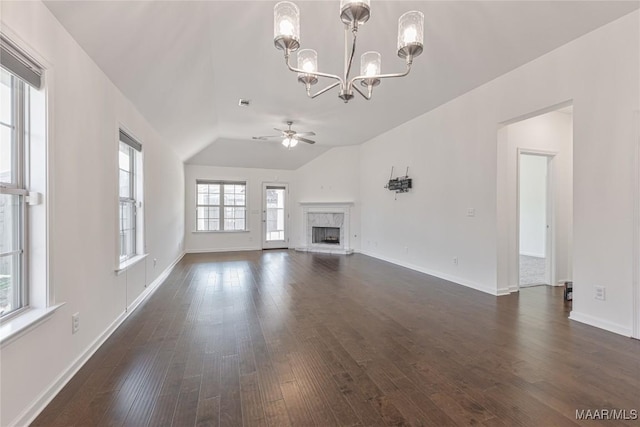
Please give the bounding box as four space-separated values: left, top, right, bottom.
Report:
295 131 316 137
297 137 316 145
273 128 285 133
252 135 281 140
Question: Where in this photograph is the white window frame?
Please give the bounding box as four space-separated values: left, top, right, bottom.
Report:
195 181 247 232
0 69 28 319
0 32 61 347
117 130 144 270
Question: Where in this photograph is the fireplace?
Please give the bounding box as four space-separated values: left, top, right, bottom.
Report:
312 227 340 245
298 202 354 254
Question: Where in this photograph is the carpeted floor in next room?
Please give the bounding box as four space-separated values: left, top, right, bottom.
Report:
519 254 547 286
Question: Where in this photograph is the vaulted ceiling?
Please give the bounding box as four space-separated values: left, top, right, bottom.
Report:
44 1 638 169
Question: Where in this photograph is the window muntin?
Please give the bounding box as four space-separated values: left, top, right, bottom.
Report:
196 181 246 231
0 68 27 318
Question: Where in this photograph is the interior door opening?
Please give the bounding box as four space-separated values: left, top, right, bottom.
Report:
497 103 573 295
263 183 288 249
519 153 552 287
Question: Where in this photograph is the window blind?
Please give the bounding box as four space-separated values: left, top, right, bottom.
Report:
119 129 142 152
0 35 43 89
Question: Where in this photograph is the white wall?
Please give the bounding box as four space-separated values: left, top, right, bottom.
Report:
360 11 639 336
290 146 361 251
185 165 294 252
0 2 185 426
506 111 574 284
185 146 362 253
519 155 548 258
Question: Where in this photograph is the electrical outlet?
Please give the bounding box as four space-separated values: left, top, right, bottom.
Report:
453 257 458 266
72 312 80 334
595 286 606 301
153 258 157 267
404 246 409 254
467 208 476 217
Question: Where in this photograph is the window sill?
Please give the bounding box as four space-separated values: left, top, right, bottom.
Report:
0 303 65 348
115 253 148 275
192 230 250 234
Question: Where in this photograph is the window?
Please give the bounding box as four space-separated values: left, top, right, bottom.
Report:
0 69 26 318
196 181 246 231
118 130 142 264
0 35 43 319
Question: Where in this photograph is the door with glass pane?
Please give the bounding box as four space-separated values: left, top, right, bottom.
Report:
263 183 288 249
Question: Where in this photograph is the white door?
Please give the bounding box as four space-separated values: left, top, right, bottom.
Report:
263 183 288 249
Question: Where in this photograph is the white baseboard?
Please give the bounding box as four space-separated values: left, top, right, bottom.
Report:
126 252 185 312
569 311 632 337
186 246 261 254
496 285 518 295
10 251 186 427
357 250 498 296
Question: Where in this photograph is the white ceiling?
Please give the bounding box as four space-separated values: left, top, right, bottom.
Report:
44 1 638 170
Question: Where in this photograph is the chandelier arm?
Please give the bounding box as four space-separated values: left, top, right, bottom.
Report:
284 52 343 83
352 84 372 100
306 81 342 99
347 60 413 91
344 25 358 82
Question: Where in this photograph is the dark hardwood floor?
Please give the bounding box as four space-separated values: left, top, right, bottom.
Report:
33 251 640 426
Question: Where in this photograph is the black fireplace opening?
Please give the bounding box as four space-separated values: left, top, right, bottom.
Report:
312 226 340 245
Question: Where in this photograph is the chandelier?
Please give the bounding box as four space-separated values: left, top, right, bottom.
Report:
273 0 424 103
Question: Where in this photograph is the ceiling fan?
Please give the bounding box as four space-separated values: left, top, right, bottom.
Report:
252 121 316 148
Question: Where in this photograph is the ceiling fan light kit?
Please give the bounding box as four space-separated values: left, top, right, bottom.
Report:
273 0 424 103
253 121 316 148
282 136 298 148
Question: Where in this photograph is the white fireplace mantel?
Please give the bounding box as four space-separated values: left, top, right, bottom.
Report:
299 201 355 207
298 202 354 254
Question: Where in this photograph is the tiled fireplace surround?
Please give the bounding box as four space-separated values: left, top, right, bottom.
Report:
298 202 353 254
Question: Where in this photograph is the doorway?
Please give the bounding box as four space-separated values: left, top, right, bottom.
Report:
496 103 573 295
518 152 553 287
262 183 288 249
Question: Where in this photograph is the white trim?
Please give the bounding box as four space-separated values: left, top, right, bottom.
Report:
0 18 55 309
499 100 573 127
194 180 248 232
262 182 290 250
8 251 185 427
115 253 148 275
0 303 64 348
358 249 498 296
125 253 182 313
191 230 251 234
186 247 262 254
299 201 354 206
569 311 632 337
634 110 640 339
301 203 353 254
516 149 558 290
